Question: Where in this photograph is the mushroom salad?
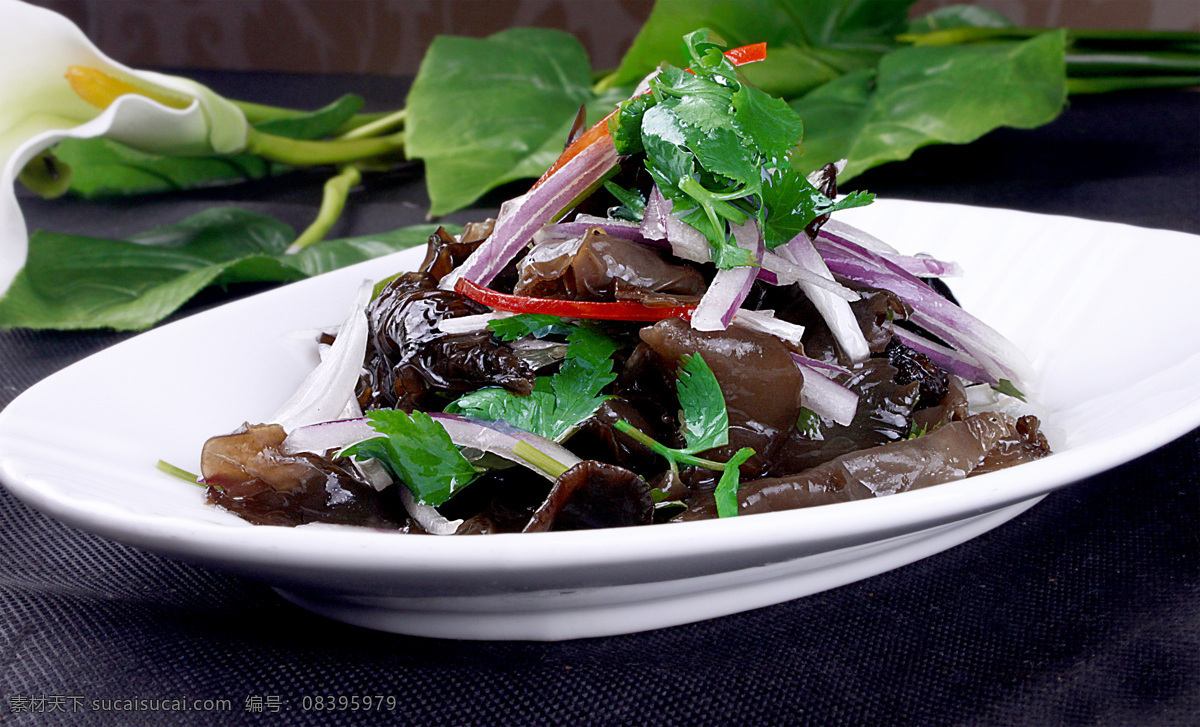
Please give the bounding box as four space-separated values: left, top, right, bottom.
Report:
198 31 1051 534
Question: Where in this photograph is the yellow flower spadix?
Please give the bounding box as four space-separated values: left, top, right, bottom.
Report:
65 66 193 111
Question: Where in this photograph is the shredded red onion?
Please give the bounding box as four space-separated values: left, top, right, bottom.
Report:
272 282 372 432
881 252 963 278
440 134 620 291
731 309 805 347
791 354 858 426
816 236 1033 386
691 220 762 331
885 323 992 384
819 218 898 254
776 234 870 361
282 413 581 481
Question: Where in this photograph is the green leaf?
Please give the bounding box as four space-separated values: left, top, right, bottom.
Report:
675 353 729 454
487 313 573 341
760 166 874 247
994 378 1027 402
790 31 1069 179
405 28 613 216
53 94 371 199
53 138 280 199
252 94 365 140
0 208 449 331
729 84 805 167
714 447 755 518
447 319 619 441
342 409 478 506
602 0 912 98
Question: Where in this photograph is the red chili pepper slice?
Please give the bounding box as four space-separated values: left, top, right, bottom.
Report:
533 42 770 188
455 278 694 323
723 42 768 67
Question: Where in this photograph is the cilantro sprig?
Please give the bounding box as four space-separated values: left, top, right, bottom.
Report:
445 314 621 442
342 409 479 506
609 28 874 265
614 352 754 518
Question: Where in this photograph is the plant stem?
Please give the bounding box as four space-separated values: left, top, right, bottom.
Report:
613 421 731 470
1066 75 1200 94
156 459 202 485
338 109 407 140
900 27 1200 49
1066 51 1200 76
512 441 570 479
244 127 404 166
232 99 393 134
288 166 362 252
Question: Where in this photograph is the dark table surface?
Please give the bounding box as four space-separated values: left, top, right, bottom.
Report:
1 73 1198 726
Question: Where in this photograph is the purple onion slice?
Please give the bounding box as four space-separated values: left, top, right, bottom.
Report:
691 220 762 331
440 134 621 291
816 236 1033 386
791 354 859 426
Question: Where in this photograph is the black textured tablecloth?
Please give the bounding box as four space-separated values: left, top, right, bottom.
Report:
1 73 1198 726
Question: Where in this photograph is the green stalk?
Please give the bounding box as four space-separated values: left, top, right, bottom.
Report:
338 109 407 141
156 460 201 485
1066 51 1200 76
613 421 732 471
901 27 1200 48
244 127 404 166
513 441 570 479
232 99 392 134
1067 75 1200 94
288 165 362 251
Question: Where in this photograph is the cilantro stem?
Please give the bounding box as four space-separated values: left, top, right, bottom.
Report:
156 459 201 486
512 441 570 479
613 421 733 470
288 165 362 252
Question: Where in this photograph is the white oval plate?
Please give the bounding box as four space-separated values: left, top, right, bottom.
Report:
3 199 1199 641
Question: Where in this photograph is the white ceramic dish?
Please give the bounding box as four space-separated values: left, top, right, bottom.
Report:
3 199 1199 641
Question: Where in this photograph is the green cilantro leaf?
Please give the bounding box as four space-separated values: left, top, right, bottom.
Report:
446 319 620 442
614 352 755 519
995 378 1027 402
714 447 756 518
612 29 875 267
342 409 478 506
675 353 729 454
796 407 824 440
603 180 647 222
487 313 572 341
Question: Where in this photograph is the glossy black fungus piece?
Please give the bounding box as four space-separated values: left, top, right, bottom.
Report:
358 272 535 411
971 414 1052 476
201 423 404 528
885 337 949 409
682 412 1017 520
639 317 805 479
419 221 495 283
523 461 653 532
514 228 706 302
770 359 920 476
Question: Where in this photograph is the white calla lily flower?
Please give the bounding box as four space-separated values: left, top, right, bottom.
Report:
0 0 251 294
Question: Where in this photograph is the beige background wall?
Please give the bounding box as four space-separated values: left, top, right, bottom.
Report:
28 0 1200 76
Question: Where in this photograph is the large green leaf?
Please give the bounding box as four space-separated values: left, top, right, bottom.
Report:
52 95 365 199
0 208 448 331
790 30 1068 179
405 28 622 217
53 139 280 199
601 0 914 98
